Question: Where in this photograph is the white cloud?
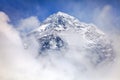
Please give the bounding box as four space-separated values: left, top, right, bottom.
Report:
0 12 9 22
0 12 21 45
0 11 41 80
93 5 120 35
93 5 113 31
17 16 40 34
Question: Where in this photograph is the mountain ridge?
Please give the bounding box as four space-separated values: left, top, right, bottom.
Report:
26 11 115 65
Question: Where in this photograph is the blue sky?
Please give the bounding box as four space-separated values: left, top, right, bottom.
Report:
0 0 120 32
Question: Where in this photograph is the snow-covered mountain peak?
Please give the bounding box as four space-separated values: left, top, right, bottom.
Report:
33 11 88 33
46 11 75 20
56 11 71 16
27 12 115 65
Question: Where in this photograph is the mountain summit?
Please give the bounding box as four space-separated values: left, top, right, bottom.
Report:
33 11 87 33
27 12 115 65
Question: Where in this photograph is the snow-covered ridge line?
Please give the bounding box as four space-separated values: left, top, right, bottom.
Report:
26 11 115 65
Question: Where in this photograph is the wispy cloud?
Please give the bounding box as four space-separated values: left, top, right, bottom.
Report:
17 16 40 34
93 5 115 32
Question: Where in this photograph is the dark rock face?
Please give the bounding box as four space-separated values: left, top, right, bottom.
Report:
38 35 65 53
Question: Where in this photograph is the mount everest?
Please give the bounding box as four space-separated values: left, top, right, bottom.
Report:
25 11 115 65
